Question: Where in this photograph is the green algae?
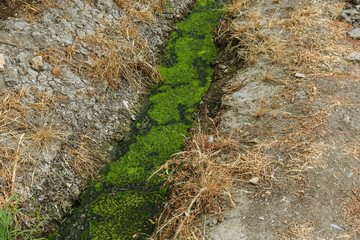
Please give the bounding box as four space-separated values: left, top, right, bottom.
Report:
54 0 226 239
88 191 164 239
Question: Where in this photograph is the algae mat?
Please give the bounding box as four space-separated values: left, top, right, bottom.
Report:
55 0 225 239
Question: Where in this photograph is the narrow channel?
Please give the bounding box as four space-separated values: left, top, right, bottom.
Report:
54 0 226 239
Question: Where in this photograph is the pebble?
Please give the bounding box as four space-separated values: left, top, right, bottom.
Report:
218 64 227 70
31 56 44 71
295 73 306 78
347 28 360 39
249 177 260 185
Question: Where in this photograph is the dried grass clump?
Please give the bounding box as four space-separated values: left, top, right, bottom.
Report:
62 135 108 179
153 124 272 239
113 0 168 18
217 0 357 77
281 221 314 240
0 89 63 203
0 89 104 227
40 0 167 92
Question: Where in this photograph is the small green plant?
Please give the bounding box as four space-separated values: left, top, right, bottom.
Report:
0 194 45 240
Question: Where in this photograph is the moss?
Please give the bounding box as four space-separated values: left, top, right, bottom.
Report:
55 0 226 239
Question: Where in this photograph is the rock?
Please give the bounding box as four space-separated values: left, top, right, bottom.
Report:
338 9 359 22
249 177 260 185
357 5 360 11
295 73 306 78
218 64 227 70
345 52 360 62
347 28 360 39
30 56 43 71
351 0 360 5
0 53 5 71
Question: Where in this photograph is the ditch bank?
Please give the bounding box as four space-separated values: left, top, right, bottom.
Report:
53 0 227 239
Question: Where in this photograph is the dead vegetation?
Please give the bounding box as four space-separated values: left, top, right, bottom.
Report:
0 89 105 229
281 221 314 240
153 119 272 239
216 0 358 77
40 0 168 92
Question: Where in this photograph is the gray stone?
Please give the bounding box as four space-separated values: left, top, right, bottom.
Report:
338 9 359 22
346 52 360 62
347 28 360 39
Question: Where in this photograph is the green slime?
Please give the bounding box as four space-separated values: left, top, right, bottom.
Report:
55 0 225 239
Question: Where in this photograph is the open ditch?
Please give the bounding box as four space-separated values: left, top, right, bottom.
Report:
52 0 228 239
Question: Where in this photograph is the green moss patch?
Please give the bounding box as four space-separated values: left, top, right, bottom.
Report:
54 0 226 239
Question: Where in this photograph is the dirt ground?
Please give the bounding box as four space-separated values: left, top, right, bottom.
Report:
198 0 360 239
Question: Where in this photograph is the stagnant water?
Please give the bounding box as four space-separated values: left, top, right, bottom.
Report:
54 0 226 239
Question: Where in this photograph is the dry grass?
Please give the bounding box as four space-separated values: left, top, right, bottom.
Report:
62 135 108 179
0 89 60 205
2 0 55 20
152 120 272 239
0 89 105 227
281 221 314 239
216 0 358 77
39 0 167 92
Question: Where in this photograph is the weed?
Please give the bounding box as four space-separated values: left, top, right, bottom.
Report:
0 194 45 240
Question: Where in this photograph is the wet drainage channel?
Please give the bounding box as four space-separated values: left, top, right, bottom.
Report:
54 0 226 239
